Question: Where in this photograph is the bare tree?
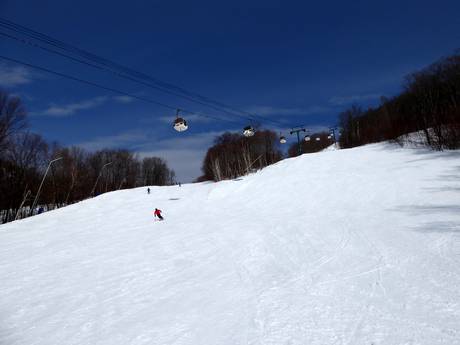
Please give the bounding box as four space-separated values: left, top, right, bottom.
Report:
338 51 460 150
0 90 27 154
141 157 175 186
200 130 282 181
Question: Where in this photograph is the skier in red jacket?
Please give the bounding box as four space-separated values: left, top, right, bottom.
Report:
153 208 164 221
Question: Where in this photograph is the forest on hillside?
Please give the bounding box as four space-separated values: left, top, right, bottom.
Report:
339 52 460 150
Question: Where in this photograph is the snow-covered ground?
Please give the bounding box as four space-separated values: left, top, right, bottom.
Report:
1 143 460 344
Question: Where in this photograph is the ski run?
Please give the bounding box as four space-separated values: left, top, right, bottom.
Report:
1 142 460 344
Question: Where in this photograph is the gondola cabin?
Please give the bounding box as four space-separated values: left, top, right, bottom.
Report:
243 126 255 137
304 135 311 142
173 117 188 132
173 109 188 132
279 136 287 144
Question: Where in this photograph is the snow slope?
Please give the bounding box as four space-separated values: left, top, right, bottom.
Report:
1 143 460 344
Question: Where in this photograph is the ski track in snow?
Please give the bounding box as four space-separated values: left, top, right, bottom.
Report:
1 143 460 344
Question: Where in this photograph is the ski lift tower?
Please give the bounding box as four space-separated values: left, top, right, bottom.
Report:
329 126 338 146
290 127 307 156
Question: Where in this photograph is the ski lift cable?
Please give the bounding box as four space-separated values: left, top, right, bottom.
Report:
0 18 212 100
0 30 263 124
0 29 269 126
0 17 288 128
1 25 287 129
0 18 292 127
0 20 279 125
0 54 242 126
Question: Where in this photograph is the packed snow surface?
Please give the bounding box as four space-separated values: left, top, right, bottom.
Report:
1 143 460 344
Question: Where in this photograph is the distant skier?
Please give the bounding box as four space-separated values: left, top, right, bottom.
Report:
153 208 164 221
147 188 150 194
178 182 181 187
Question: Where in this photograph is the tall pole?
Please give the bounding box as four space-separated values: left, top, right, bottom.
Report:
329 126 338 147
246 153 264 174
290 127 306 156
118 178 126 190
30 157 63 216
90 161 112 197
15 190 31 220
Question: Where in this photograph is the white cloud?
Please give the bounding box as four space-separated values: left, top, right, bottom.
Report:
300 125 330 134
78 130 149 151
113 95 135 103
0 64 33 87
37 94 142 117
158 113 215 125
157 130 234 149
247 106 303 116
137 131 223 182
41 96 108 117
9 92 34 101
329 93 382 106
246 105 331 117
138 148 205 183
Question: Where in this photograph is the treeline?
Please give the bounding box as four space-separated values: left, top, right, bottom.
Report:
339 52 460 149
287 132 335 157
0 91 175 224
198 129 282 181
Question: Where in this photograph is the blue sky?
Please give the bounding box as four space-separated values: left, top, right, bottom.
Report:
0 0 459 181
